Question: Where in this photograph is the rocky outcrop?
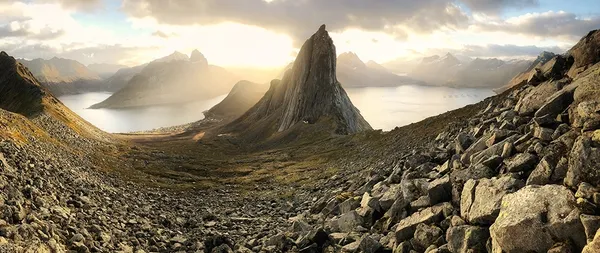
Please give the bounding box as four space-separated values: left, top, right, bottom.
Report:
219 25 371 140
567 29 600 77
203 80 268 120
90 50 238 109
0 52 45 116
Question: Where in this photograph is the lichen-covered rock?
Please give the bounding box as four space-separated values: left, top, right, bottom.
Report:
460 176 524 225
446 225 489 253
490 185 586 253
566 136 600 188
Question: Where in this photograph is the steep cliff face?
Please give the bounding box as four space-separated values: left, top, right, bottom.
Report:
277 25 371 134
219 25 371 142
0 52 46 116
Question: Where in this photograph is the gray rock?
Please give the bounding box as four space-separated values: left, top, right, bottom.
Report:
489 185 586 253
460 176 524 225
335 211 363 233
526 157 554 185
339 197 361 214
412 223 443 251
361 192 381 213
505 153 538 172
471 135 519 165
455 133 474 154
516 80 563 115
576 182 598 199
427 175 452 205
534 126 554 141
581 214 600 243
446 225 489 253
534 88 575 119
380 184 402 211
566 136 600 188
583 230 600 253
395 203 451 242
358 235 382 253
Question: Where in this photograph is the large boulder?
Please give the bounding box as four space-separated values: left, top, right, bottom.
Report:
567 29 600 78
490 185 586 252
516 80 564 116
566 136 600 188
460 176 524 225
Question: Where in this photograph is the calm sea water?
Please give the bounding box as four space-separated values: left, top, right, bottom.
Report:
58 92 226 133
345 85 494 130
58 85 493 133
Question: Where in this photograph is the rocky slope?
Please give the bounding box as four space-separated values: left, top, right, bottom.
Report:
262 29 600 253
17 57 103 96
90 51 238 109
337 52 421 87
219 25 372 142
409 53 532 88
203 80 268 120
494 51 557 93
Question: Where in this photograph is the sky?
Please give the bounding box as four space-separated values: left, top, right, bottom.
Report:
0 0 599 68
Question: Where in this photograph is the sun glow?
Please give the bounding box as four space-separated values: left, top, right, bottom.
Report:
128 19 295 68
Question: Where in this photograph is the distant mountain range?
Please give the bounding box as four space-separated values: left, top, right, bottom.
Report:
336 52 422 87
406 53 533 88
87 63 128 79
90 50 239 109
17 57 103 96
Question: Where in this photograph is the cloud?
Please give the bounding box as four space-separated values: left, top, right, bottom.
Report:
2 42 159 65
461 44 567 57
37 0 102 11
122 0 469 44
474 11 600 39
152 30 177 38
461 0 539 14
0 20 65 40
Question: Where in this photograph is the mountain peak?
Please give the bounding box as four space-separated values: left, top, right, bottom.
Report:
220 25 371 141
338 51 366 69
190 49 208 65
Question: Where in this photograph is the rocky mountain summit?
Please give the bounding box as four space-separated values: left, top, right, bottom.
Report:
219 25 372 141
90 50 238 109
17 57 103 96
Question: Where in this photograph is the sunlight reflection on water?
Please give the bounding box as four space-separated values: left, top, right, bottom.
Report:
346 85 494 130
58 92 226 133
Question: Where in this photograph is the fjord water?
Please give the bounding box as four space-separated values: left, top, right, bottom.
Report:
58 85 493 133
58 92 227 133
345 85 494 130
